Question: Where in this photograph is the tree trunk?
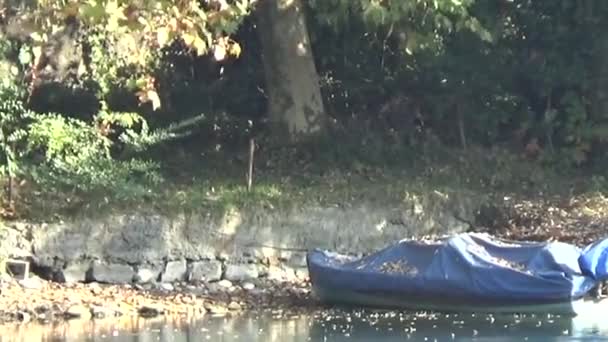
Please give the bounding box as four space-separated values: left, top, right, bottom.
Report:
256 0 326 141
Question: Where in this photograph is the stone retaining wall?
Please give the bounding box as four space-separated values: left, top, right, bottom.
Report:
1 192 481 285
56 254 308 286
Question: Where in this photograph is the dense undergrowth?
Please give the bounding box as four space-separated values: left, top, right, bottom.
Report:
4 129 607 223
2 1 608 228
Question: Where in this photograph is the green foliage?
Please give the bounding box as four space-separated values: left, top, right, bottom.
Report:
0 78 34 182
27 114 110 168
4 0 254 110
0 0 254 209
23 104 169 199
0 43 162 209
24 111 162 203
3 0 608 219
309 0 491 54
28 157 161 201
308 0 608 168
95 108 148 150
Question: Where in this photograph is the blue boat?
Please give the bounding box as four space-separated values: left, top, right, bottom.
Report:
307 233 608 315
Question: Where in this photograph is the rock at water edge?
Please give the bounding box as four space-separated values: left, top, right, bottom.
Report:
159 282 175 291
224 264 259 282
18 276 43 290
90 262 135 284
204 302 228 315
218 279 233 288
189 260 222 283
135 267 161 284
138 305 164 318
61 262 91 283
287 252 308 268
160 259 187 283
267 265 297 282
295 267 309 281
227 301 241 311
65 304 92 320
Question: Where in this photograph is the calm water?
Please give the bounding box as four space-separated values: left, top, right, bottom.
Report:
0 308 607 342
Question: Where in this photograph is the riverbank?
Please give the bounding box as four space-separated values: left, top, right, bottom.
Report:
2 146 608 326
0 273 315 325
2 188 608 325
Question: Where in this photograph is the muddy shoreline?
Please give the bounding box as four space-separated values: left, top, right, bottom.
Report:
0 274 317 325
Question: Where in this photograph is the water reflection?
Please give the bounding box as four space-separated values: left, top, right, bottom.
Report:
0 309 607 342
308 310 608 341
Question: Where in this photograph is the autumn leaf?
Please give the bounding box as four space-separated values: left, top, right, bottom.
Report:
104 0 124 18
29 32 44 43
182 32 196 46
181 18 195 30
136 89 162 110
157 27 171 46
135 77 149 89
32 46 43 65
63 2 80 17
193 37 207 55
235 0 250 15
147 90 161 110
228 42 242 58
18 47 32 65
171 5 181 17
168 17 179 31
77 61 87 77
213 44 226 61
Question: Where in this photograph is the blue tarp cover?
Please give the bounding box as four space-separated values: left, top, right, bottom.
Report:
308 233 608 302
579 238 608 281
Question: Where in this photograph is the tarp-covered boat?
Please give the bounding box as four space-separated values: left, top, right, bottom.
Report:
307 233 608 315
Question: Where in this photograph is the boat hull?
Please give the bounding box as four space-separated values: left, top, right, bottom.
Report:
312 283 608 316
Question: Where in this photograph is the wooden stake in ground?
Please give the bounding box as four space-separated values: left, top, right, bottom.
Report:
247 138 255 191
6 173 12 207
457 101 467 151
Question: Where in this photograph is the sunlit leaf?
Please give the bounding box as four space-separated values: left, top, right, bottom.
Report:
32 45 43 65
213 44 226 61
29 32 44 43
169 17 179 31
182 32 196 46
9 65 19 76
228 42 242 57
147 90 162 110
135 78 148 89
63 2 80 17
80 3 106 22
181 18 196 30
18 47 31 65
171 5 181 17
105 0 124 18
157 27 171 47
77 61 87 77
235 0 249 15
193 37 207 56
